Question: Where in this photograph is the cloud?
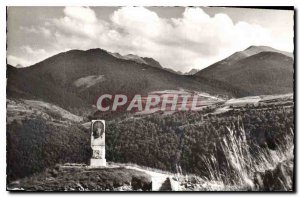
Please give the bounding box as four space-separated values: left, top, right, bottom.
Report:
111 7 166 38
20 26 51 37
9 7 293 72
7 55 30 67
64 6 97 23
8 46 54 67
52 8 106 39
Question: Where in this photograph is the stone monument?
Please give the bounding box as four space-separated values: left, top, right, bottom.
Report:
90 120 106 167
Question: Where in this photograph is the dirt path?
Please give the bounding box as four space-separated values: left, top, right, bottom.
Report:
123 165 175 191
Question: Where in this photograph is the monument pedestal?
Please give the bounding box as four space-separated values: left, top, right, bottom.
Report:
90 146 106 167
90 158 106 167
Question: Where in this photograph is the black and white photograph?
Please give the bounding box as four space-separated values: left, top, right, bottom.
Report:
6 6 295 191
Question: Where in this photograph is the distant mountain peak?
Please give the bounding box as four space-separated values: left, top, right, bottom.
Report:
85 48 109 54
141 57 163 68
243 45 293 58
16 64 24 68
184 68 200 75
245 45 270 50
107 51 164 68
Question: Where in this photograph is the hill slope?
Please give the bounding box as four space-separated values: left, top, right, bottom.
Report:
195 46 294 96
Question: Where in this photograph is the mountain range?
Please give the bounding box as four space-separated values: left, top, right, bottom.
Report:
7 48 223 114
7 46 294 115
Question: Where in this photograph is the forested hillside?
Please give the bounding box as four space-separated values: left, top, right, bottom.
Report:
7 98 294 184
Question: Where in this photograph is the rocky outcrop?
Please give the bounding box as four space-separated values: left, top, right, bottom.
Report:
254 158 294 191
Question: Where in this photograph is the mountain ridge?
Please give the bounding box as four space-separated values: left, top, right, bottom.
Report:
195 46 293 96
7 48 228 115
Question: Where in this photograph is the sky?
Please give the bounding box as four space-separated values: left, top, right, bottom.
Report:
7 7 294 72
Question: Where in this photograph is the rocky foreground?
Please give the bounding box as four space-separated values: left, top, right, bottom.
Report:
8 165 152 191
7 157 293 191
